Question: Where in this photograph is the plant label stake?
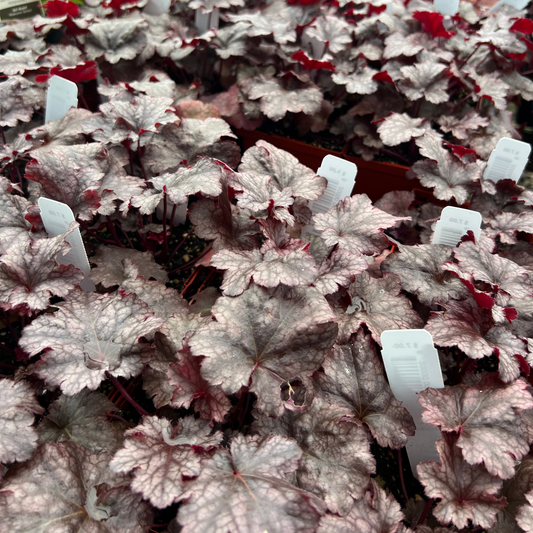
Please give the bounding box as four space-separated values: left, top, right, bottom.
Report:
381 329 444 475
38 198 95 292
434 0 458 15
195 8 219 33
45 76 78 124
0 0 42 21
156 198 187 226
310 155 357 215
489 0 530 12
483 138 531 184
432 206 482 247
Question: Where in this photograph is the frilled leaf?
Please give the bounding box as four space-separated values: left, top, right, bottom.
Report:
244 74 323 122
168 347 231 422
419 375 533 480
177 434 326 533
305 15 352 53
315 330 415 449
384 32 426 59
417 434 506 530
0 441 153 532
313 195 408 256
211 247 317 296
317 479 404 533
453 240 533 299
437 112 489 140
90 245 167 289
110 416 222 509
0 379 43 464
27 107 92 147
254 396 375 515
0 76 45 127
189 284 337 417
38 389 121 454
0 229 83 313
485 211 533 245
0 50 39 75
381 244 467 306
375 190 417 225
314 248 368 295
398 62 449 104
239 140 326 201
377 113 425 147
517 490 533 533
20 290 162 395
338 272 424 344
425 298 528 383
332 64 379 95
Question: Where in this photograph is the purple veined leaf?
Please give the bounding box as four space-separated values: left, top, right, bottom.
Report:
188 198 259 252
337 271 424 344
381 244 467 306
89 245 168 288
0 225 84 313
317 479 404 533
0 50 39 75
39 44 83 68
383 32 427 59
315 329 416 449
452 239 533 300
168 346 231 422
133 157 225 215
375 190 417 227
0 379 44 464
253 395 375 516
109 416 222 508
398 61 449 104
313 194 409 256
229 170 295 225
0 132 35 166
189 0 243 11
85 18 147 64
121 260 188 321
259 217 301 253
419 374 533 480
485 211 533 245
177 434 326 532
242 73 323 122
189 283 337 417
239 140 326 201
37 389 122 454
20 289 163 396
376 113 426 147
517 489 533 533
0 441 153 532
417 434 507 530
0 176 35 255
437 112 489 140
425 297 529 383
143 118 239 174
213 21 249 59
0 75 46 128
504 71 533 102
314 248 368 296
410 152 483 205
332 61 380 95
24 150 104 221
469 178 528 219
468 71 509 111
305 15 353 53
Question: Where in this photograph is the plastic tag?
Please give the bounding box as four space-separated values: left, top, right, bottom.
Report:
489 0 530 11
483 137 531 184
0 0 42 21
143 0 170 15
381 329 444 474
194 7 219 33
156 198 187 226
45 76 78 124
434 0 459 15
310 155 357 215
432 206 482 247
38 198 95 292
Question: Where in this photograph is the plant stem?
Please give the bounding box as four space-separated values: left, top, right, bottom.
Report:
106 216 124 247
165 227 194 268
0 126 6 144
105 372 149 417
77 219 116 245
167 243 213 274
160 190 169 262
417 498 434 525
114 220 135 249
397 449 409 504
137 136 148 181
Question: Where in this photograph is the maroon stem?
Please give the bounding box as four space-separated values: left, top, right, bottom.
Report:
106 217 124 247
105 372 149 417
398 449 409 504
164 227 194 268
77 219 116 245
160 190 169 262
417 498 434 526
106 412 129 423
137 136 148 181
77 86 89 110
167 243 213 274
114 220 135 249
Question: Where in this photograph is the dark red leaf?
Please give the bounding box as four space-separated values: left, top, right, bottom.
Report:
372 71 396 87
368 4 387 15
511 18 533 35
443 141 477 159
521 37 533 51
50 62 98 84
505 307 518 323
44 0 80 18
413 11 455 39
291 51 335 72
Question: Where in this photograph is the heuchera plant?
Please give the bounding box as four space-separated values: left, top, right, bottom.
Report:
1 1 533 532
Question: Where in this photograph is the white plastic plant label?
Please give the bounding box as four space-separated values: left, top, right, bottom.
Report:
0 0 42 21
38 198 95 292
381 329 444 474
483 137 531 184
432 206 482 247
489 0 530 11
434 0 459 15
194 7 219 33
310 155 357 215
156 198 187 227
45 76 78 124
